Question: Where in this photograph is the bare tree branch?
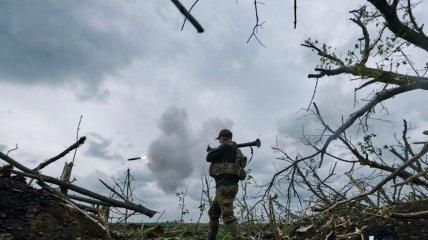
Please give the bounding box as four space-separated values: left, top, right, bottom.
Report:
171 0 204 33
180 0 201 31
323 143 428 212
368 0 428 51
33 137 86 172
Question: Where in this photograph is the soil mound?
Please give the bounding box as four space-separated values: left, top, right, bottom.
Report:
0 174 109 240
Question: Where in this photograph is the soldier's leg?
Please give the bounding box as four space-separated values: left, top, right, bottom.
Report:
208 196 221 240
226 221 240 240
217 185 239 240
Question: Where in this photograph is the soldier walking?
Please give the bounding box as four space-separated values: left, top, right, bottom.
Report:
206 129 247 240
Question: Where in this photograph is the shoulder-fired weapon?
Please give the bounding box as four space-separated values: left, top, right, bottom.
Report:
206 138 261 152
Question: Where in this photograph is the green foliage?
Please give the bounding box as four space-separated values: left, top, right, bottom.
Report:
357 133 382 157
176 191 190 222
217 232 232 240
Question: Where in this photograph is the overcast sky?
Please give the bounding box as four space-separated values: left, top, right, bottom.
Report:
0 0 427 222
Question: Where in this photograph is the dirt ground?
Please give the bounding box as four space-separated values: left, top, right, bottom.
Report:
0 174 109 240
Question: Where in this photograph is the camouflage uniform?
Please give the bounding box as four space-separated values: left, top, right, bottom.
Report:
208 184 239 240
207 140 246 240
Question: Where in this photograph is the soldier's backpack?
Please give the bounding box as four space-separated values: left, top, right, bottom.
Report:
209 147 248 181
235 148 247 180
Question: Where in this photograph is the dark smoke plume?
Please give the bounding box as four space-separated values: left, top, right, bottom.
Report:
147 106 233 193
147 106 193 193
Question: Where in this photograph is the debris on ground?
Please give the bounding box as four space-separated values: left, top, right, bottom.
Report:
284 201 428 240
1 173 427 239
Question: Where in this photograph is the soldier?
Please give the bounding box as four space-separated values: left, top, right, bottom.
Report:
206 129 247 240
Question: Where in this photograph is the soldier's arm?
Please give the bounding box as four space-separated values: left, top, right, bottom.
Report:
206 144 228 162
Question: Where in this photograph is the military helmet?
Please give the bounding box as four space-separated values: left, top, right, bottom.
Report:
215 129 233 140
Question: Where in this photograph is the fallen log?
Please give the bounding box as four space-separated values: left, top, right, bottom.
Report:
68 194 112 207
0 151 157 217
99 179 127 202
391 210 428 218
33 136 86 171
71 201 100 214
12 170 157 217
30 175 100 215
28 137 85 186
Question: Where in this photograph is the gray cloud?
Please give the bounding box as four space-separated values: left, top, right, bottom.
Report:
84 133 124 161
147 106 233 193
0 1 141 100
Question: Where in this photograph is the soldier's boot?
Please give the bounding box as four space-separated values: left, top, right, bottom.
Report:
226 221 240 240
207 219 219 240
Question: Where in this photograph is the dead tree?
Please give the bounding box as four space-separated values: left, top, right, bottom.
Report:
59 115 83 195
268 0 428 219
102 168 142 225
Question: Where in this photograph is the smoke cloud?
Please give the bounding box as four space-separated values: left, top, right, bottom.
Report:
147 106 233 193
